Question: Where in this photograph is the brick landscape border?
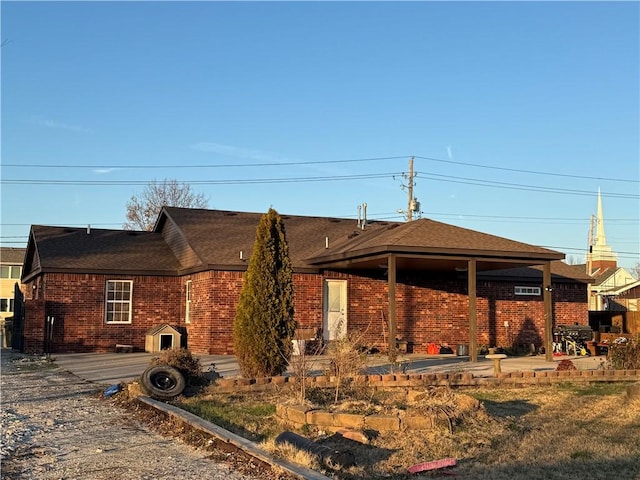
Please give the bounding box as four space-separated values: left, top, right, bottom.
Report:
212 369 640 393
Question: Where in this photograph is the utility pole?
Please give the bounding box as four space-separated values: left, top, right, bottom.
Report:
407 157 414 222
587 214 595 275
398 157 420 221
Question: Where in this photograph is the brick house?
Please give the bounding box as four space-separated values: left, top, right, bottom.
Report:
18 207 591 360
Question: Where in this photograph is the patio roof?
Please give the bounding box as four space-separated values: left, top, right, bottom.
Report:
306 216 564 272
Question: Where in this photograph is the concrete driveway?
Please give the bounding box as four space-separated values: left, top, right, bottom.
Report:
51 351 606 386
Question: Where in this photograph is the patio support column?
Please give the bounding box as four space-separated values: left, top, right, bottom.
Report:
543 261 553 362
388 254 397 362
468 258 478 362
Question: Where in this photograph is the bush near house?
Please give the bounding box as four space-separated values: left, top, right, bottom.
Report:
609 340 640 370
233 208 296 378
150 348 205 386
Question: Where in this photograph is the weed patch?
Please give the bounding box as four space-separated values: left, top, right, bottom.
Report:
131 382 640 480
176 394 278 442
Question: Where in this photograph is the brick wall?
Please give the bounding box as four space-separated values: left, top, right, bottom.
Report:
23 273 182 354
345 272 588 353
23 299 45 354
185 270 244 355
23 270 588 355
186 272 324 355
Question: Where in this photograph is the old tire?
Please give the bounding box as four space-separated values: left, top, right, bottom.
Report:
140 365 186 400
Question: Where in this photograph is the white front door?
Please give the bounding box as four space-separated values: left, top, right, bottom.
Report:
323 279 347 341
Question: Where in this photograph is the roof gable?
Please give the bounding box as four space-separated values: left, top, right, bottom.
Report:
158 207 393 271
23 225 181 281
145 323 181 336
156 208 204 269
592 267 635 288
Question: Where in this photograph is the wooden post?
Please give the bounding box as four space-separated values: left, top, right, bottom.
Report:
388 254 397 363
543 261 553 362
468 259 477 362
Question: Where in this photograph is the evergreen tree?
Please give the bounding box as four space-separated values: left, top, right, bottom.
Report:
233 208 296 377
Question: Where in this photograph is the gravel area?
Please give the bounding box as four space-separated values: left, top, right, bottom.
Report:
0 349 267 480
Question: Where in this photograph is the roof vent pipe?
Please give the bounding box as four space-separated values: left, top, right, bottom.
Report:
87 224 91 235
362 203 367 230
357 204 362 228
325 236 329 249
240 250 244 260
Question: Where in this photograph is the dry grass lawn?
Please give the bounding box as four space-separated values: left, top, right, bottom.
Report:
175 382 640 480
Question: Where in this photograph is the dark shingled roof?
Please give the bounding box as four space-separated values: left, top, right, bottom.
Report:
23 207 570 279
159 208 562 264
589 267 619 286
25 225 181 279
307 216 560 263
1 247 26 265
480 261 593 283
157 207 393 269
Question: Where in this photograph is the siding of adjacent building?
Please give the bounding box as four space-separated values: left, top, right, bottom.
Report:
0 248 25 323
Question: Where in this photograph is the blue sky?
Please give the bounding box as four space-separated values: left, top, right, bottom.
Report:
1 1 639 271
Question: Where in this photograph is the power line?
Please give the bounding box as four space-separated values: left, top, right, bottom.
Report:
415 172 639 199
414 155 639 184
1 156 407 169
4 154 638 184
2 172 638 199
1 223 122 227
539 246 638 256
417 212 638 223
0 172 400 186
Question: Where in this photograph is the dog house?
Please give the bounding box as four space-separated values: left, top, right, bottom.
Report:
145 324 182 353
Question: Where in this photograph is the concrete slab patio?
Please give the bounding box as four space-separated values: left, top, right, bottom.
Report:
50 351 607 386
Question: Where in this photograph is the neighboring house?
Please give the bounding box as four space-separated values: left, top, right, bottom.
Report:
596 279 640 312
0 247 26 348
0 247 25 321
18 207 590 360
589 268 637 311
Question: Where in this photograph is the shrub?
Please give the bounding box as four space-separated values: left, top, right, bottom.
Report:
324 332 369 403
233 208 296 378
556 359 577 371
609 341 640 370
150 348 205 385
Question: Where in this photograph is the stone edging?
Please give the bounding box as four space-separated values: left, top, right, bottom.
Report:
275 404 451 432
212 369 640 393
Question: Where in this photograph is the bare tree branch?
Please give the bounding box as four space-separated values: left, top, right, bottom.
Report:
124 179 209 231
632 262 640 280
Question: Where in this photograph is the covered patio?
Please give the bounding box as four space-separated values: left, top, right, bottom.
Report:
306 218 565 362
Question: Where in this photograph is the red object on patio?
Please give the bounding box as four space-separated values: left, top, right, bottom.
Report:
427 343 440 355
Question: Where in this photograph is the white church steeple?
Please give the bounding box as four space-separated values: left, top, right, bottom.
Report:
588 188 617 274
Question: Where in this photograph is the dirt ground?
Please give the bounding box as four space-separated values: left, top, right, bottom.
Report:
4 349 639 480
0 350 277 480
